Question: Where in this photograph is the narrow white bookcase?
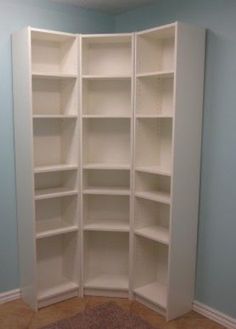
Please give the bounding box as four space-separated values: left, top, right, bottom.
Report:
12 27 80 309
80 33 134 298
133 22 205 320
12 22 205 320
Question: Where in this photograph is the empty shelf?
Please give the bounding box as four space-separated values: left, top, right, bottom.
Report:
34 164 78 173
136 166 171 176
136 71 174 79
83 163 130 170
35 187 78 200
135 226 169 245
32 72 77 79
135 191 171 204
83 115 131 119
84 220 129 232
36 220 78 239
83 187 130 196
136 114 173 119
82 74 131 80
33 115 78 119
38 278 78 301
134 282 167 309
84 274 129 291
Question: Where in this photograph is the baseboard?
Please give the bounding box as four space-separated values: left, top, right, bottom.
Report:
0 289 21 304
193 301 236 329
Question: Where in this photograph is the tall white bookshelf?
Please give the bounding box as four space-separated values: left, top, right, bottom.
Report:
12 22 205 320
133 22 205 320
12 27 80 309
80 34 134 297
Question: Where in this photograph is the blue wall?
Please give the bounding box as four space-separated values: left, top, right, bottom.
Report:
0 0 114 293
115 0 236 318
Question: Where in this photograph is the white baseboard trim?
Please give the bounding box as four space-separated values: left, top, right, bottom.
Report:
0 289 21 304
193 301 236 329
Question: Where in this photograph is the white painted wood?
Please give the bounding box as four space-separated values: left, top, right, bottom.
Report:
84 273 129 291
83 195 130 229
84 220 129 232
84 232 129 295
133 236 168 308
134 282 167 309
82 35 132 76
135 226 169 245
83 118 131 167
166 22 205 320
12 27 38 310
13 27 80 308
37 233 80 302
34 164 78 173
13 23 205 316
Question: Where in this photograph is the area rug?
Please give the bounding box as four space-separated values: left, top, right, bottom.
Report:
42 302 156 329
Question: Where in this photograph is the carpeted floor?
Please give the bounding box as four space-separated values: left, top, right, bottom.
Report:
42 302 156 329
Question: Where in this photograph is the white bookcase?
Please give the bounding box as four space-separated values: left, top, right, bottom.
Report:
12 22 205 320
81 33 134 298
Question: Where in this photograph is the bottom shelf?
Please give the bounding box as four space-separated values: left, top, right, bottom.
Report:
84 274 129 291
38 276 79 301
134 282 167 309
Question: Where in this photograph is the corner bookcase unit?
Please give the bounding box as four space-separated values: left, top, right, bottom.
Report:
13 22 205 320
12 27 80 310
133 22 205 320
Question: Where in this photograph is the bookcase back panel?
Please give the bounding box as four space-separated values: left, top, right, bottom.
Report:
136 118 172 170
32 78 77 115
83 79 131 116
37 232 79 291
82 37 132 76
135 198 169 230
136 77 173 115
84 232 129 279
84 195 130 224
83 119 131 165
33 119 77 166
35 196 78 233
31 32 77 75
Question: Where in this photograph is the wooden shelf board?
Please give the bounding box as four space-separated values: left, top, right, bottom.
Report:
135 226 169 245
134 282 167 309
35 187 78 200
82 74 131 80
84 274 129 291
38 277 79 301
84 220 129 232
135 191 171 204
136 71 174 79
83 163 130 170
32 72 77 79
33 114 78 119
136 114 173 119
34 164 78 174
135 166 171 176
83 187 130 196
36 220 78 239
82 115 131 119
